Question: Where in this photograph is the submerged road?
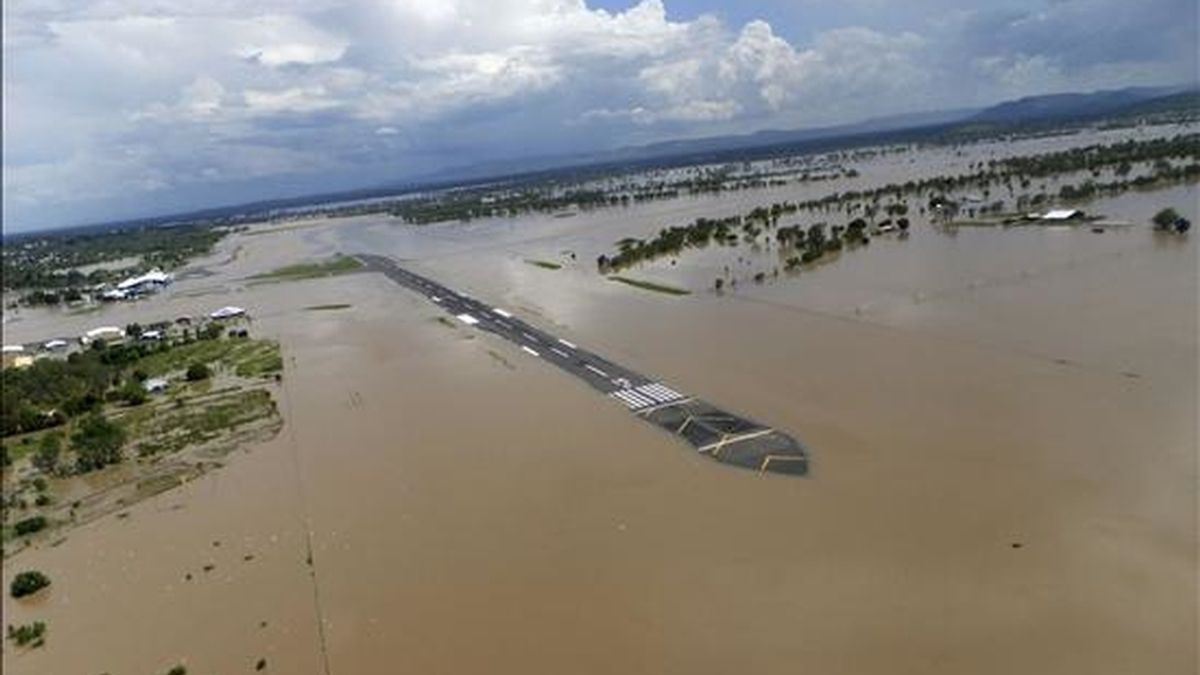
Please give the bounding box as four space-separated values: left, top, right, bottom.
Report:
357 254 809 476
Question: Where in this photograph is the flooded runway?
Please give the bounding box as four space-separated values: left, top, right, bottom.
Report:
358 253 809 475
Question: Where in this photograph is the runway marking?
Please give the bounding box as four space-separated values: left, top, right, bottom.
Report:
624 390 655 408
611 390 652 409
760 455 807 473
614 389 643 403
522 332 539 342
456 313 479 325
638 383 680 402
698 428 775 454
558 339 577 349
521 346 540 357
584 364 608 377
431 296 441 303
550 347 569 358
493 308 513 318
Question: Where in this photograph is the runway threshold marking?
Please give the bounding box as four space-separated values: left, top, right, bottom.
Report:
698 428 775 454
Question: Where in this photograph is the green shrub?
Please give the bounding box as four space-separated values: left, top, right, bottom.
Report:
13 516 47 536
10 571 51 598
6 621 46 647
185 363 211 381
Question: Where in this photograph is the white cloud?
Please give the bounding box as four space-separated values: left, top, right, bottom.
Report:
2 0 1192 230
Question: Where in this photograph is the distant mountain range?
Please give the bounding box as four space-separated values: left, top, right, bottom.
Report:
968 85 1191 123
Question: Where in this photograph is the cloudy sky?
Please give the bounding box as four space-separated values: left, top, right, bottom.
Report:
3 0 1196 232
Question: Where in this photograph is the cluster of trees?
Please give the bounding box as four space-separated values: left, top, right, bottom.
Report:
1 324 225 437
593 131 1198 273
2 222 224 295
596 216 744 271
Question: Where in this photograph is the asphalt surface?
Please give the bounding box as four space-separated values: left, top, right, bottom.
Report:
358 254 809 476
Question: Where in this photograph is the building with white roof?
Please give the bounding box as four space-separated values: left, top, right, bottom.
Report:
210 306 247 319
1041 209 1083 221
116 268 173 292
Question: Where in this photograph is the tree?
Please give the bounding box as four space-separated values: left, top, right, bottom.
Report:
185 363 211 382
120 381 147 406
1152 208 1181 230
72 414 125 472
10 571 51 598
32 432 62 474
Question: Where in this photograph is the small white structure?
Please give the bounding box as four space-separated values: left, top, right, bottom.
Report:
140 330 164 341
1041 209 1082 221
100 288 129 301
143 378 169 394
2 344 25 354
209 306 246 320
83 326 125 344
43 339 69 351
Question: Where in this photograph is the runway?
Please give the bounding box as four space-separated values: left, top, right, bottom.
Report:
357 254 809 476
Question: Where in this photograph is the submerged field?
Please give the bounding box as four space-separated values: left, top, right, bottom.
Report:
1 126 1196 675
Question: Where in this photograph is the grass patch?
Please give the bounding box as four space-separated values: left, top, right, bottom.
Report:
131 338 282 379
126 389 278 457
525 259 562 270
304 303 352 311
250 255 362 282
607 276 691 296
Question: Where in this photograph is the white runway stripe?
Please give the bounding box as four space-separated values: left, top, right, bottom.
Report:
521 346 540 357
639 386 676 403
613 390 649 408
643 384 680 401
550 348 569 358
558 339 577 349
584 364 608 377
624 390 654 407
611 394 640 409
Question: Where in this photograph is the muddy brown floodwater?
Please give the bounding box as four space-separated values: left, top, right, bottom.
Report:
2 132 1196 675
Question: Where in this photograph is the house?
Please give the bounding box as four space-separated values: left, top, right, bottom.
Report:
210 306 247 320
140 330 164 341
42 339 69 351
1041 209 1083 221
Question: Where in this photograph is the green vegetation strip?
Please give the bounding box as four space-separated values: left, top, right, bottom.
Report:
607 276 691 295
250 255 362 282
525 259 562 270
304 303 352 311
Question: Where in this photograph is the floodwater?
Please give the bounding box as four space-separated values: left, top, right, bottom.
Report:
3 130 1196 674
